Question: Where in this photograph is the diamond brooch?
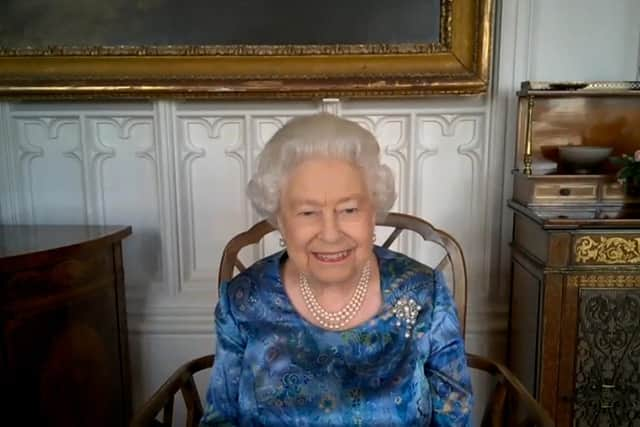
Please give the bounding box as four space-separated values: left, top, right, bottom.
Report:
391 298 421 338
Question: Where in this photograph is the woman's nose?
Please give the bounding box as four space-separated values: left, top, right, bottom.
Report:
319 213 341 241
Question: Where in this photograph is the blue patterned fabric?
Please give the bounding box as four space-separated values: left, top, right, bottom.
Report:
201 246 473 426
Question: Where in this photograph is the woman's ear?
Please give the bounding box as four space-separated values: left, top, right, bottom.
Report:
275 214 287 247
276 213 288 238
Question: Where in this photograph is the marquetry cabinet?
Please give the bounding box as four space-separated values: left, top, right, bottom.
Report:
0 225 132 427
508 203 640 427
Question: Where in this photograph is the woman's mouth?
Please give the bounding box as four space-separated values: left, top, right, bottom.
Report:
313 249 351 262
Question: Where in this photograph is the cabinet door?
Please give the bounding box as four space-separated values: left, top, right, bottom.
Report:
557 275 640 427
509 260 543 396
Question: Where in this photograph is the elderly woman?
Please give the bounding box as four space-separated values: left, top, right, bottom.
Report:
201 113 472 426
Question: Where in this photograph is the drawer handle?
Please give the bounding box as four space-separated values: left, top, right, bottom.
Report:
559 188 572 196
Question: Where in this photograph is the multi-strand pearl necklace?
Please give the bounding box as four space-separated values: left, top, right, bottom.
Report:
298 262 371 330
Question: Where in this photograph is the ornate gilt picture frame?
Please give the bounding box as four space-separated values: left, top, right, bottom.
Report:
0 0 493 99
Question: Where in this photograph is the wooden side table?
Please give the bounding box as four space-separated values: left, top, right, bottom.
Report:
0 225 132 427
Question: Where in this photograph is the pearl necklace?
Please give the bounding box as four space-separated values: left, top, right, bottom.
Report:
298 262 371 330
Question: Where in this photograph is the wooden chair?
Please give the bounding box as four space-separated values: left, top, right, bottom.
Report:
130 212 554 427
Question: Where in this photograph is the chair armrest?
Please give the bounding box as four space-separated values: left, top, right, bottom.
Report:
130 355 215 427
466 353 554 427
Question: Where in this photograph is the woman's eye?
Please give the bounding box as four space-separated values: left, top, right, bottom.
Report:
299 210 317 216
342 207 358 214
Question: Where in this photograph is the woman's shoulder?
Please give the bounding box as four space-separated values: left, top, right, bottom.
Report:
375 245 437 282
375 246 446 306
227 249 282 283
219 250 283 310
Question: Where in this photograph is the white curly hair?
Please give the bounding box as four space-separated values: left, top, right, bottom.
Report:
247 113 396 225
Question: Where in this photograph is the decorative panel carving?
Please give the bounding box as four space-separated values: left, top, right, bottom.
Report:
574 235 640 265
415 114 485 291
87 116 162 289
5 106 167 298
573 287 640 426
12 116 86 224
175 115 247 287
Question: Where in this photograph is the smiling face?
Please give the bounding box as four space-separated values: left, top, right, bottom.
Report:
277 157 376 289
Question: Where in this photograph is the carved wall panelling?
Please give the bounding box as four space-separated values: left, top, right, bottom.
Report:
174 114 247 290
5 104 172 305
87 115 163 294
146 101 181 301
13 116 85 225
415 113 487 296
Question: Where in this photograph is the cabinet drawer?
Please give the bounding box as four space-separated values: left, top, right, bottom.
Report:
1 249 115 310
534 183 597 201
602 182 625 200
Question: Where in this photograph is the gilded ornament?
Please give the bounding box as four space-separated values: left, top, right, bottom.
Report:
574 236 640 264
568 275 640 288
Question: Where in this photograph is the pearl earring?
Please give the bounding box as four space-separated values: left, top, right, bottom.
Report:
372 233 377 242
279 237 286 247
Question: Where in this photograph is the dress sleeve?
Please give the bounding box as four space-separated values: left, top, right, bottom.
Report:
200 281 246 427
423 271 473 426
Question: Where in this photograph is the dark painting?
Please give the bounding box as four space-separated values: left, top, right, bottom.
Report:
0 0 440 48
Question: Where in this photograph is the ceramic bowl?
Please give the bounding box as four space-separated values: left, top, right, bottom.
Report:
558 146 613 173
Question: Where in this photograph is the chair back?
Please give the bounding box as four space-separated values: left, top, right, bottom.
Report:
218 212 467 333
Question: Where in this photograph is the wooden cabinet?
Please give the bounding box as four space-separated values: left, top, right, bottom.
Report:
508 81 640 426
508 203 640 426
0 225 132 427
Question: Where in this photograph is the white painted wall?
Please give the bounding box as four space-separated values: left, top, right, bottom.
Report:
1 1 638 425
529 0 640 81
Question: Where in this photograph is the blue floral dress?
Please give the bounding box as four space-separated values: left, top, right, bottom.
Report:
201 246 473 426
